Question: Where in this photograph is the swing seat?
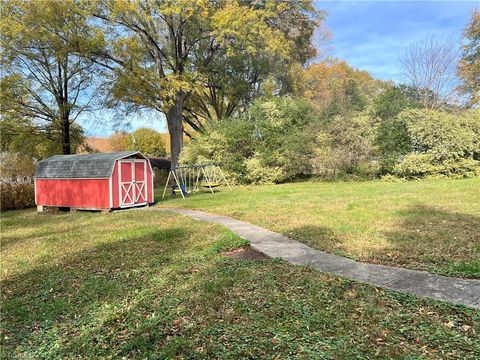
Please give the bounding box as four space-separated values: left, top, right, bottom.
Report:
171 184 187 196
201 182 220 188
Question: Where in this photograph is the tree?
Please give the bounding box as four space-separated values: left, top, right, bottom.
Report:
0 75 85 159
458 10 480 107
373 85 419 171
90 0 320 168
313 111 378 178
181 97 317 183
1 0 103 155
295 59 386 117
126 128 166 157
108 131 130 152
182 1 322 134
372 85 418 120
399 35 460 109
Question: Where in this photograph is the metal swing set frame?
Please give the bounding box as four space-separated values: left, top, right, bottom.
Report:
162 163 231 200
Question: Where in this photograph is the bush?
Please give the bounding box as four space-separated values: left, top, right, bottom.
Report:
244 156 284 184
401 109 478 160
394 109 480 179
380 174 406 182
396 154 480 179
0 153 36 210
1 182 35 211
312 111 379 179
181 97 317 184
375 116 412 172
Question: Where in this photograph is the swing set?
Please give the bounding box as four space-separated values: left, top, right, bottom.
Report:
162 164 231 199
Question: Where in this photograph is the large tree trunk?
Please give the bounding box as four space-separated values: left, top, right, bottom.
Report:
61 114 71 155
166 92 185 169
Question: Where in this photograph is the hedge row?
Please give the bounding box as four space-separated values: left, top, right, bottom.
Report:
1 182 35 211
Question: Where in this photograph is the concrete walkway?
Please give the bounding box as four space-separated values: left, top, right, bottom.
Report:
155 208 480 309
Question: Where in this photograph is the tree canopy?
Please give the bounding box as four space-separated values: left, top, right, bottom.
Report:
295 59 387 117
126 128 166 157
0 0 103 154
458 10 480 107
89 0 321 167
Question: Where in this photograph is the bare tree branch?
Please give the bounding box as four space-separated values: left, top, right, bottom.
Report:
399 35 461 109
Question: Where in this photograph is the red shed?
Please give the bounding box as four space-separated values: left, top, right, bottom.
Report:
34 151 154 212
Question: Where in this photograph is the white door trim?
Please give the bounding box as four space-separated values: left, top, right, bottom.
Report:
119 160 135 207
118 159 148 208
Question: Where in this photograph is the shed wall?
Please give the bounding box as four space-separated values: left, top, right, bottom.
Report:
35 179 110 209
147 162 153 203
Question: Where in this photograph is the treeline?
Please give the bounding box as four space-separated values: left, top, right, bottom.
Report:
1 0 322 168
97 128 167 157
1 1 478 190
181 10 480 183
182 60 480 183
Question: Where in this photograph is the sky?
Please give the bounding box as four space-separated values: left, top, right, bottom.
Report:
81 0 478 137
317 1 478 80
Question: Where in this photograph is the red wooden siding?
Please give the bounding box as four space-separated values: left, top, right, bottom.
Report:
35 153 154 210
35 179 110 208
134 161 146 203
120 161 135 206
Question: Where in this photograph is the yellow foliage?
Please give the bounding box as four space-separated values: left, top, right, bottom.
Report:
297 59 387 113
212 1 291 58
458 10 480 106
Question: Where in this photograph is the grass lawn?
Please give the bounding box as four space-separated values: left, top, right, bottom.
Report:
157 177 480 278
2 209 479 358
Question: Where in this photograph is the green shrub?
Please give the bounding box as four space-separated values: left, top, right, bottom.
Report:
396 154 480 179
375 116 412 172
1 182 35 211
372 85 422 171
380 174 406 182
181 97 317 184
312 111 379 179
244 156 284 184
394 109 480 179
401 109 478 160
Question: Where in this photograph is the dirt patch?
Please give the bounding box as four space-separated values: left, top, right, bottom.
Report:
226 246 269 261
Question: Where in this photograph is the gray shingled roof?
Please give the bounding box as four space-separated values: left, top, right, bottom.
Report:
35 151 140 179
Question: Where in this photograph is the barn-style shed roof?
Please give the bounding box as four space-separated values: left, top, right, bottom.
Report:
35 151 141 179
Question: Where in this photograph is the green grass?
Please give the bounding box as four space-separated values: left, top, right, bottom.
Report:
1 208 479 358
157 177 480 278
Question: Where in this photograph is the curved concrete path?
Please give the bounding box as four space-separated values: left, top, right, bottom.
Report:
153 208 480 309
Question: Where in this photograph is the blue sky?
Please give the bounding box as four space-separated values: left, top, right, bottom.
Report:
80 110 166 138
81 1 478 137
317 1 478 80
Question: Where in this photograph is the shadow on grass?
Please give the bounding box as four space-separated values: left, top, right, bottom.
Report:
1 225 79 251
1 226 192 356
284 206 480 278
382 205 480 277
2 220 290 358
286 225 346 256
2 216 480 358
1 210 95 251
